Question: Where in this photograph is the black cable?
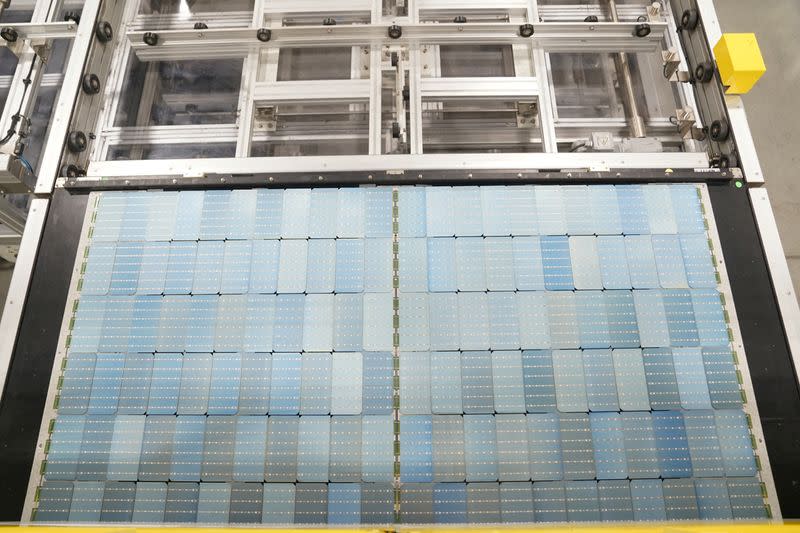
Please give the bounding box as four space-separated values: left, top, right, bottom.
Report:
0 54 37 146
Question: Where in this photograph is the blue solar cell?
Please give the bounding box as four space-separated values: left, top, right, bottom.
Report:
215 295 246 352
589 185 622 235
69 482 105 522
199 190 232 240
512 237 545 291
612 349 650 411
92 193 126 242
239 352 271 414
590 413 627 480
262 484 295 524
46 415 86 480
332 353 363 415
277 240 308 294
625 236 660 289
229 190 257 240
604 291 640 348
35 481 74 522
597 480 633 522
363 352 393 414
137 242 169 295
670 185 705 234
207 353 241 415
452 187 483 237
242 296 273 353
171 191 204 241
663 289 700 346
428 238 458 292
694 478 733 520
565 480 600 522
467 482 501 523
361 415 393 481
535 186 566 236
727 478 768 519
508 186 537 236
164 482 199 523
551 350 587 412
692 289 730 347
559 414 595 480
177 353 211 415
526 413 562 481
430 351 462 414
302 294 335 352
702 347 742 408
485 237 515 291
220 241 252 294
532 481 567 522
328 483 361 524
488 293 521 350
308 189 338 239
305 239 336 294
662 479 699 520
399 238 428 292
281 190 311 238
132 483 167 523
365 188 393 238
270 352 301 415
492 351 525 413
399 187 429 237
363 293 393 351
118 353 153 414
192 241 224 295
128 295 161 353
428 293 459 351
336 239 365 293
461 351 493 414
521 350 557 413
364 238 392 292
145 192 178 242
644 185 678 234
672 347 713 409
434 483 467 523
171 416 205 481
540 236 574 290
500 482 535 523
197 483 231 523
616 185 650 235
297 416 330 482
683 411 725 477
596 236 631 290
148 354 182 414
139 416 176 481
652 235 689 289
202 417 236 481
273 295 305 352
455 237 486 291
576 291 610 349
333 294 363 352
330 416 362 482
252 190 283 239
582 349 619 412
652 411 692 478
496 414 530 481
119 193 148 242
642 348 681 410
300 352 331 415
400 351 431 415
432 415 466 482
714 409 757 476
426 187 456 237
680 234 717 288
401 416 434 482
249 240 280 294
518 293 550 350
464 415 498 481
265 417 298 482
399 293 429 351
294 483 328 524
547 292 580 349
109 243 142 296
83 243 116 295
622 412 660 479
401 483 434 524
563 185 594 236
184 296 216 353
633 290 670 348
164 242 196 295
77 416 114 480
481 186 511 237
630 480 666 521
59 353 95 414
458 292 489 350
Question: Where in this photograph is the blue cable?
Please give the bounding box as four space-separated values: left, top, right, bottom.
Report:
17 154 33 174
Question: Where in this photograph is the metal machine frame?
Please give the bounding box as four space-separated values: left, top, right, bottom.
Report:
0 0 798 523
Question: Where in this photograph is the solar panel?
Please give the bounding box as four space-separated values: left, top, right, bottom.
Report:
35 185 769 524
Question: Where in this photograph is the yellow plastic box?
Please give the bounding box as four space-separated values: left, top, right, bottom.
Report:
713 33 766 95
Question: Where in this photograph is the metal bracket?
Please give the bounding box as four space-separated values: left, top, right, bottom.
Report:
516 101 539 129
256 106 277 132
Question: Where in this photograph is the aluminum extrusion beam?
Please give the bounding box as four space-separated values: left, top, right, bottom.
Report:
420 76 539 100
0 21 76 42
